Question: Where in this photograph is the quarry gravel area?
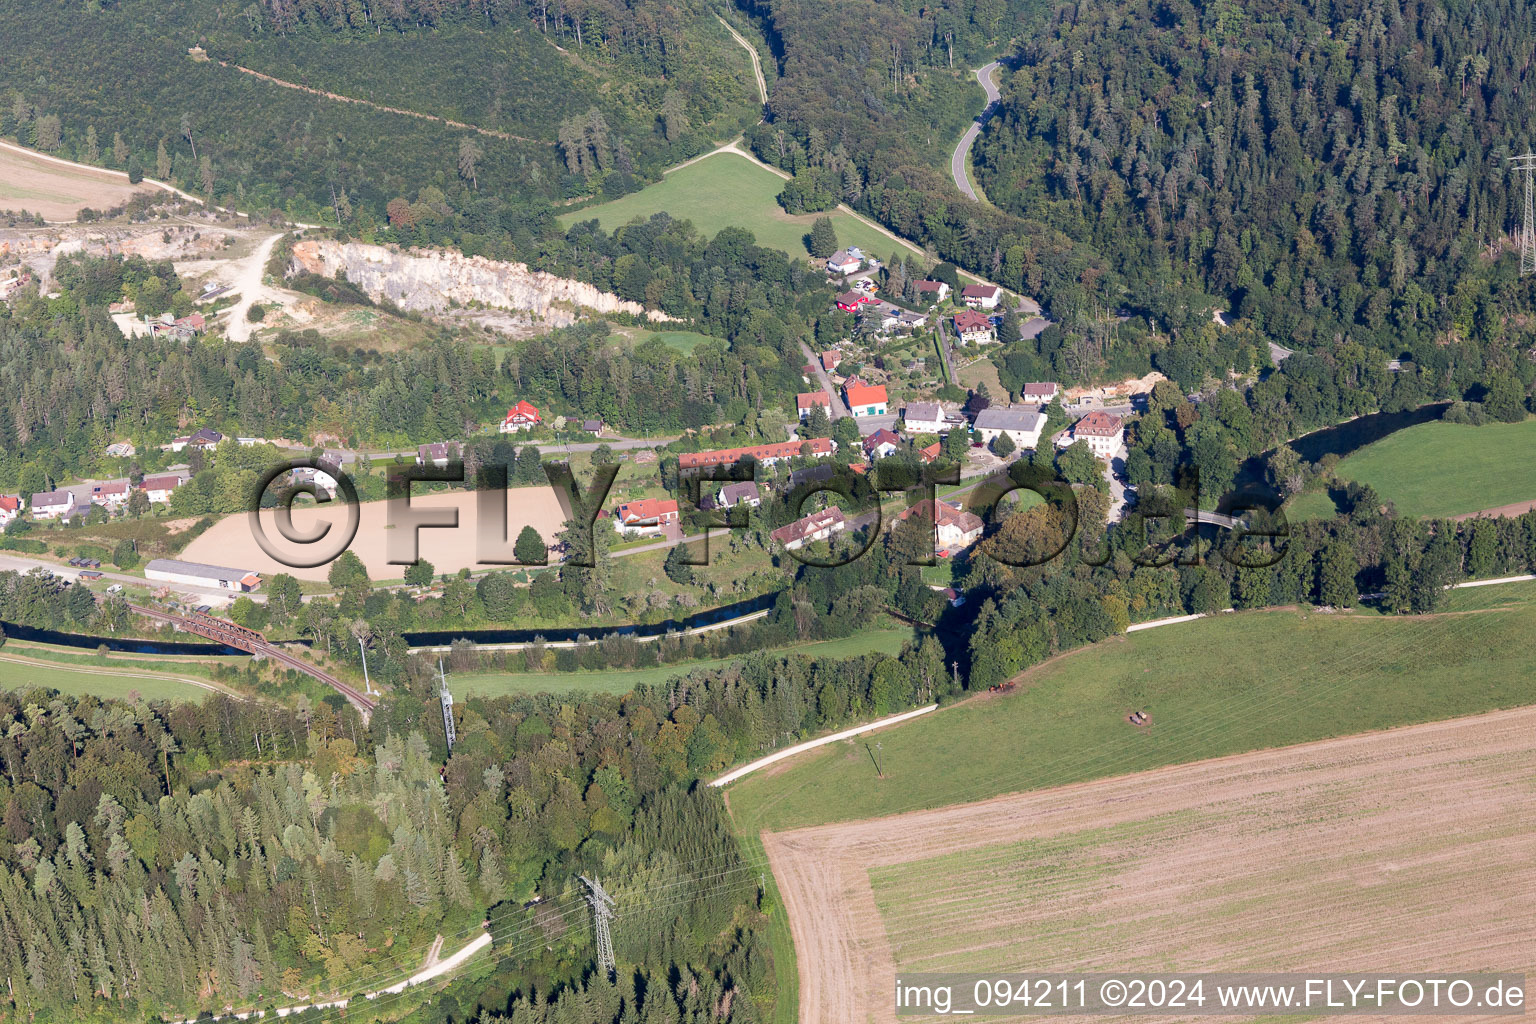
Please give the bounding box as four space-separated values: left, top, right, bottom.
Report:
762 706 1536 1024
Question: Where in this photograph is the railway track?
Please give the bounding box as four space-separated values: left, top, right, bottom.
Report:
129 604 377 713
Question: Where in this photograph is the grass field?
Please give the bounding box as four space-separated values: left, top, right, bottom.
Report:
454 627 914 696
0 143 158 220
728 595 1536 835
0 654 219 701
559 152 924 262
611 325 718 354
1287 417 1536 520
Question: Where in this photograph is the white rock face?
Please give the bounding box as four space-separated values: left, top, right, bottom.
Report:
290 240 669 325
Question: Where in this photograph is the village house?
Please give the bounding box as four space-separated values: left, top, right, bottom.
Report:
770 506 847 551
796 391 833 420
0 495 22 528
90 480 131 508
679 438 836 472
582 419 603 434
914 280 951 303
843 381 889 418
499 400 542 434
919 441 943 464
140 473 186 504
826 250 862 276
895 499 985 555
291 465 339 497
821 349 842 372
614 498 679 536
1020 382 1060 405
716 482 762 510
416 442 461 468
862 428 901 460
960 283 1002 310
30 489 76 521
902 401 947 435
166 427 224 453
974 405 1045 450
1061 411 1125 459
953 310 996 346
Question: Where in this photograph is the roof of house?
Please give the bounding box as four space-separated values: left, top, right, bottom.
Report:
836 291 871 307
31 489 74 507
145 558 260 582
797 391 832 409
177 313 206 330
961 283 1001 298
719 481 761 504
953 310 993 332
1022 382 1059 397
582 419 602 432
503 400 541 423
822 349 841 367
844 382 888 407
788 464 837 488
770 506 846 546
141 473 185 490
904 401 943 423
189 427 223 445
974 405 1044 433
862 428 901 454
418 441 460 461
0 496 21 512
896 498 984 535
616 498 678 524
678 437 835 470
920 441 942 462
914 280 947 292
828 249 859 264
93 481 130 496
1074 411 1124 437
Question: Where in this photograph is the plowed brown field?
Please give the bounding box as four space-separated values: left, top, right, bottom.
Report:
763 706 1536 1024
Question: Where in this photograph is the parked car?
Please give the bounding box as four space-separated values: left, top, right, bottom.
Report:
105 584 123 593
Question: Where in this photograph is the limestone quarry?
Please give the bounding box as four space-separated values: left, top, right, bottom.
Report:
289 239 670 327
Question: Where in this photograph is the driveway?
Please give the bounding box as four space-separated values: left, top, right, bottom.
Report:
799 340 850 419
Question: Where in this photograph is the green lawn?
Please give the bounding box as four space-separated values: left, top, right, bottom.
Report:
727 599 1536 835
454 626 915 696
613 326 718 354
0 656 215 702
559 152 924 262
1287 417 1536 521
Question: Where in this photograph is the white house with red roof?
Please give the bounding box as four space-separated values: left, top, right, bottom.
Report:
0 495 22 528
796 391 833 419
961 283 1002 309
90 480 131 507
499 400 542 434
953 310 996 346
614 498 679 536
1020 382 1060 405
843 381 889 417
1060 411 1125 459
140 473 186 505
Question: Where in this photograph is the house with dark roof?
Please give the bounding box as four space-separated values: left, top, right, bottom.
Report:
826 250 862 275
974 406 1045 450
416 442 461 467
902 401 946 434
716 482 762 509
960 283 1002 309
30 490 76 520
914 280 951 302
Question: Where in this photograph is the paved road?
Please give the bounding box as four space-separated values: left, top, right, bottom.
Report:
951 62 1002 201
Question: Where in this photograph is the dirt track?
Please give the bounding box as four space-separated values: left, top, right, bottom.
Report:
763 706 1536 1024
1453 499 1536 521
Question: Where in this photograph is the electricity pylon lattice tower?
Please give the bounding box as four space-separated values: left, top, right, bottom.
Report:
435 658 456 754
580 875 617 978
1511 150 1536 275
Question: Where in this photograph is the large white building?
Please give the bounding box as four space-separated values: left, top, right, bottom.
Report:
973 406 1045 450
30 490 75 520
145 558 262 592
902 401 947 435
1060 411 1125 460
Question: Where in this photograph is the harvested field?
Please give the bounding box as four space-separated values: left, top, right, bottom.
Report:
763 707 1536 1024
0 143 158 220
180 487 568 581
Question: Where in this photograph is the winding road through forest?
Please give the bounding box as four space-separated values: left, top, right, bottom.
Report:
951 61 1002 201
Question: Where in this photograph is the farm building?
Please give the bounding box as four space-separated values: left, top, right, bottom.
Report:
145 558 262 592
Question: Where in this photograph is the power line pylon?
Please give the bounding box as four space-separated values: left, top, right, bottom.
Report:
435 658 456 754
579 875 617 979
1510 150 1536 275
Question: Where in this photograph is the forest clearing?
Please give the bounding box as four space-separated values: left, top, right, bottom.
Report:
763 706 1536 1023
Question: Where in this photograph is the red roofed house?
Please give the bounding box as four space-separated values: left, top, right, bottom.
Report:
952 310 996 346
862 428 901 459
919 441 942 463
140 473 185 505
1020 382 1060 405
90 480 131 508
895 499 985 555
960 283 1002 309
678 438 836 471
836 292 877 313
0 495 21 527
1061 411 1125 460
770 506 847 551
499 400 542 434
843 382 889 418
797 391 832 420
614 498 679 536
821 349 842 372
914 280 951 302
